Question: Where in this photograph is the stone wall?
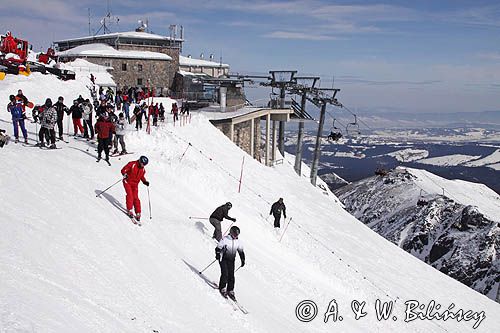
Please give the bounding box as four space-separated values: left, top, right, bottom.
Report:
212 119 262 161
118 44 180 89
226 86 245 107
81 57 173 94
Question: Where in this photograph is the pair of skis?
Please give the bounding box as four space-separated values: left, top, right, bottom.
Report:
96 157 111 166
202 276 248 314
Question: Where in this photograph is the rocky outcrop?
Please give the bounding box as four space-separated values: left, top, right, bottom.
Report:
334 168 500 302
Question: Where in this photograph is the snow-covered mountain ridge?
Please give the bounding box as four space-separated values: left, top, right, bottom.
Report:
1 65 500 332
335 167 500 303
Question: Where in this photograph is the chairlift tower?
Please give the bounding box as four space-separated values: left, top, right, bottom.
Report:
290 76 320 176
309 88 340 186
265 70 297 156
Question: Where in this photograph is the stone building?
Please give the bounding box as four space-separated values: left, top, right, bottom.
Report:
54 30 183 93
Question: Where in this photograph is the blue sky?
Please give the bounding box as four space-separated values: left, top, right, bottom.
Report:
1 0 500 113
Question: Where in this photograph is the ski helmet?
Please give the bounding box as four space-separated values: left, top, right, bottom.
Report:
58 96 64 101
45 98 52 107
139 156 149 165
229 226 240 237
9 95 15 101
226 202 232 208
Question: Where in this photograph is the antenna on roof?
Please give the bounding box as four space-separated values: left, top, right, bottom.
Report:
136 20 147 32
94 0 120 35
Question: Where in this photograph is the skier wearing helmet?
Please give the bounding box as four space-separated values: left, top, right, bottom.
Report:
210 202 236 241
121 156 150 223
215 225 245 300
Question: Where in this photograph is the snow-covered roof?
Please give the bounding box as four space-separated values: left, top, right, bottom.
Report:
55 31 182 43
177 70 211 77
179 55 229 68
56 43 172 61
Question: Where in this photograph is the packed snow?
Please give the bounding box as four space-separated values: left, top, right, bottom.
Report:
1 67 500 332
416 154 481 167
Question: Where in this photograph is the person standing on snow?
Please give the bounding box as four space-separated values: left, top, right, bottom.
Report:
69 100 84 136
215 225 245 300
210 202 236 241
7 95 28 144
38 98 57 149
270 198 287 228
53 96 69 140
94 115 115 162
121 156 150 222
112 113 127 155
82 99 94 140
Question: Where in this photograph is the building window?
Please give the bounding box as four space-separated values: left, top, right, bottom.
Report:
122 63 127 71
137 78 143 86
138 64 143 72
104 62 111 67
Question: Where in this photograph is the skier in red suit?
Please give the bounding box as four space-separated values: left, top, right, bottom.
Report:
121 156 150 221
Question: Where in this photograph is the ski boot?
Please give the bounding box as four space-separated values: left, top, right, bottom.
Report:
219 288 228 298
24 138 28 144
227 291 236 301
127 210 134 219
49 144 57 149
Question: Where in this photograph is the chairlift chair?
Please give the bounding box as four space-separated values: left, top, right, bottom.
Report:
346 115 361 137
327 118 343 141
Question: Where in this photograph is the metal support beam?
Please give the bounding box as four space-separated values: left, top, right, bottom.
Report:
294 91 307 176
265 114 270 166
229 123 234 142
310 102 327 186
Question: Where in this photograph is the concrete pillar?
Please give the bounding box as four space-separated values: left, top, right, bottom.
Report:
265 114 270 166
250 118 254 158
230 122 234 142
272 120 277 163
220 86 227 109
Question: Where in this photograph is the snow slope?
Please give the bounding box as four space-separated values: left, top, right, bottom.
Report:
407 168 500 223
465 149 500 168
1 71 500 332
416 154 481 167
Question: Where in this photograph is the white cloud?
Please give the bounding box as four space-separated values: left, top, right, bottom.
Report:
264 31 337 41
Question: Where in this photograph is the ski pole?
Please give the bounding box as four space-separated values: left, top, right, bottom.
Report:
179 142 192 162
189 216 209 220
96 178 123 197
235 265 243 273
199 259 217 274
147 186 152 219
222 221 236 237
279 217 293 243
